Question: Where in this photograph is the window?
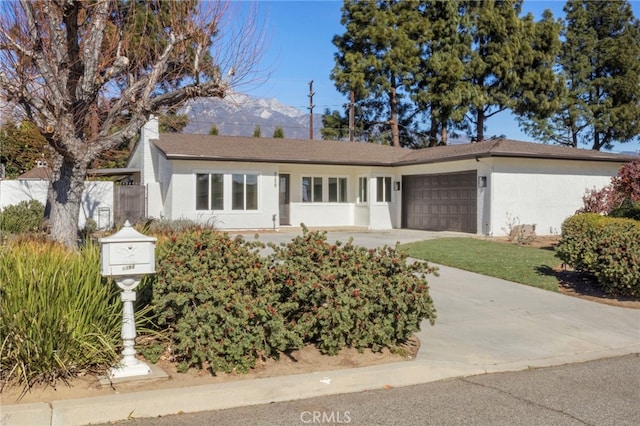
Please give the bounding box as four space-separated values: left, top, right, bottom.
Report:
302 176 324 202
328 177 347 202
376 176 392 202
196 173 224 210
232 173 258 210
358 177 368 203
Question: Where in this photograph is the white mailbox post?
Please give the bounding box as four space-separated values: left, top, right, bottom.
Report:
100 220 156 378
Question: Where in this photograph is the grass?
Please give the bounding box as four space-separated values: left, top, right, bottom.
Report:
400 237 561 291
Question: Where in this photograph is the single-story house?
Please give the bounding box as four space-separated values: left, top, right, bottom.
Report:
128 117 635 237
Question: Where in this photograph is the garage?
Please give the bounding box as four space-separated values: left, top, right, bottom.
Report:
402 170 477 233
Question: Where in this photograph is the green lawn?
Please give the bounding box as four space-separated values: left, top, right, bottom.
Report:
400 237 561 291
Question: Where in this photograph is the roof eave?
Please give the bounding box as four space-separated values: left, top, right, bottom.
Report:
397 151 634 166
161 154 397 167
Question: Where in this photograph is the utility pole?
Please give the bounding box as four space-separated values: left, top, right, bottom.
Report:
308 80 314 140
349 90 355 142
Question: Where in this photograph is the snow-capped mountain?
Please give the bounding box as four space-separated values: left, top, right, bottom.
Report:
179 93 323 139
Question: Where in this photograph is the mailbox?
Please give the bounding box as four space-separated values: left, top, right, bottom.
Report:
99 221 156 276
99 220 156 378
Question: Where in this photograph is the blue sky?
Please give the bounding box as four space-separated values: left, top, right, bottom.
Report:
242 0 640 153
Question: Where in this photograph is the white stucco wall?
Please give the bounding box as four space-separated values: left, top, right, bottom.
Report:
487 158 622 236
165 160 280 229
281 164 400 229
158 160 403 231
0 180 114 229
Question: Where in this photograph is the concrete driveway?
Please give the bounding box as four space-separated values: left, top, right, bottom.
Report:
233 226 470 249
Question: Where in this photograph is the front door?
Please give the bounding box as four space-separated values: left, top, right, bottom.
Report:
279 174 290 225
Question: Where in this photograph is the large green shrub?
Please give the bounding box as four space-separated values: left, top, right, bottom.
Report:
267 227 437 355
152 230 300 374
0 241 121 391
556 214 640 296
150 226 438 373
0 199 45 234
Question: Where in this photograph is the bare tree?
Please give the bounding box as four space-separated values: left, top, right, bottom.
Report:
0 0 265 248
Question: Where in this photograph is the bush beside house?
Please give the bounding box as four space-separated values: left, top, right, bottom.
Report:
557 159 640 297
556 214 640 297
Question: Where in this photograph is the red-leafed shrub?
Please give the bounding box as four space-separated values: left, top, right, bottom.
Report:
612 158 640 202
579 158 640 217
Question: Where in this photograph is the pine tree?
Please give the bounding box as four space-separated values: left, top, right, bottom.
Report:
208 124 219 135
413 0 473 146
331 1 424 147
464 0 556 142
253 125 261 138
527 0 640 150
273 126 284 138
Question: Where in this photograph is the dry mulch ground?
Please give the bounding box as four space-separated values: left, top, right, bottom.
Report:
1 338 420 405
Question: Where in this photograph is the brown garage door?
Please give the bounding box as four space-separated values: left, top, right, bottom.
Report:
402 171 477 233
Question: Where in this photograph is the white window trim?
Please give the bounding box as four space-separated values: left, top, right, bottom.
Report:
374 175 393 204
302 176 350 204
357 176 369 204
194 170 261 213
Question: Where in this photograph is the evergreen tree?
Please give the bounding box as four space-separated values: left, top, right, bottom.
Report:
463 0 561 142
253 125 261 138
321 108 350 140
273 126 284 138
523 0 640 150
159 111 189 133
413 0 473 146
331 1 424 147
0 120 51 179
208 124 219 135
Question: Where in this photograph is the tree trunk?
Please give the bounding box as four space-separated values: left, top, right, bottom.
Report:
428 110 438 147
476 109 485 142
49 157 89 249
441 126 448 145
389 85 400 148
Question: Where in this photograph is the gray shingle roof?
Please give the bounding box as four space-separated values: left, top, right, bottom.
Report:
152 134 635 167
153 134 409 166
398 138 636 164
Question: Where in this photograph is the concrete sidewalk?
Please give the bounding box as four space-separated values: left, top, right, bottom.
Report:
2 231 639 426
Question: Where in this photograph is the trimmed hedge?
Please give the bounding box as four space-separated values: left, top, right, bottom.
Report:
556 213 640 296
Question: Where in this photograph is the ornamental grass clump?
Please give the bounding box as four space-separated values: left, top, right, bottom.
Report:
0 241 121 393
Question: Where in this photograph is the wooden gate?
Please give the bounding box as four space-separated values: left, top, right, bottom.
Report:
114 184 146 226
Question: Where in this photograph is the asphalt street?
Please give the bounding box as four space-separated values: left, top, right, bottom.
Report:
106 354 640 426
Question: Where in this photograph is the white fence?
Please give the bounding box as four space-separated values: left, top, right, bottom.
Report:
0 180 114 229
